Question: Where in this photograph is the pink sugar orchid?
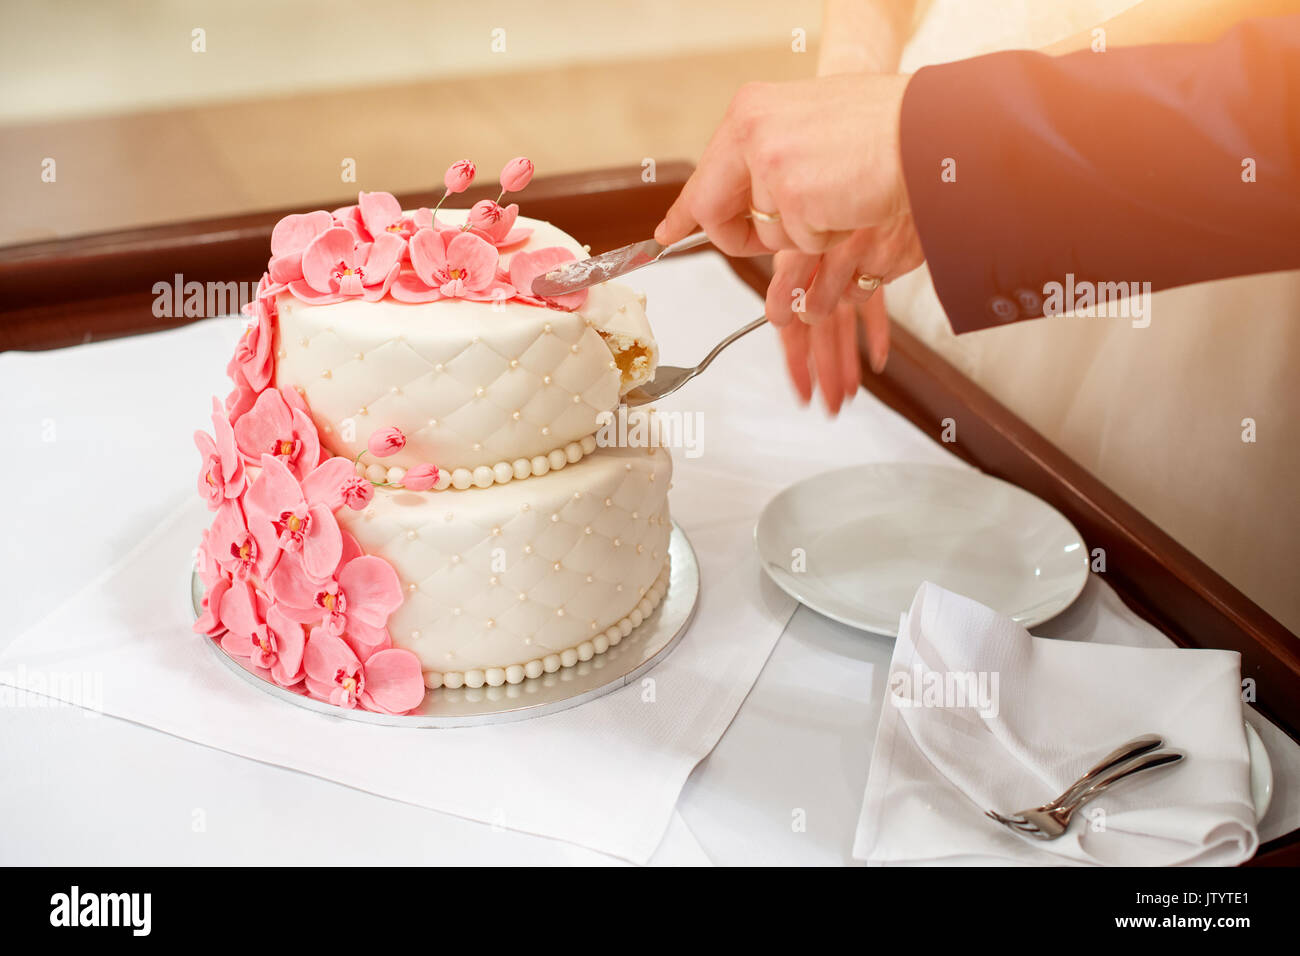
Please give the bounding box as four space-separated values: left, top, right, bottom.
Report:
269 544 402 658
193 565 232 639
195 529 225 592
462 200 532 249
233 387 321 478
367 426 406 458
195 396 247 509
444 160 476 194
357 191 433 243
244 454 356 582
401 463 440 491
208 499 270 581
303 629 425 714
330 203 368 242
227 295 274 392
340 475 374 510
509 247 589 311
391 229 515 304
499 156 534 195
218 582 306 688
288 227 404 304
224 375 259 424
268 210 335 288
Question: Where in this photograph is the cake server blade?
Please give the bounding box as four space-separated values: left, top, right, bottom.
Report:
530 231 711 296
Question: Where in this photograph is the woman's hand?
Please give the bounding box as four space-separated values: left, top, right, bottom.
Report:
778 291 891 414
653 73 922 283
766 227 898 412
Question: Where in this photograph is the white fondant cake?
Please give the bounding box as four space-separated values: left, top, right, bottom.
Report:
194 169 674 714
342 443 672 687
274 210 657 475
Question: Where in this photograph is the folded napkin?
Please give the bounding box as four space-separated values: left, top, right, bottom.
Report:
855 582 1258 866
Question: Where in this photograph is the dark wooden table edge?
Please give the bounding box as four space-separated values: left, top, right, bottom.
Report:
3 163 1295 865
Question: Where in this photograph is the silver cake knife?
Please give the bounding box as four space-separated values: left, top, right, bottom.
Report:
530 231 711 297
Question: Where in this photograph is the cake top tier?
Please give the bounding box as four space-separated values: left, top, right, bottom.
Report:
237 160 657 478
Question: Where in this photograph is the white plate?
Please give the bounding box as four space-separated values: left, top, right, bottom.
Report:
755 463 1089 636
1246 722 1273 821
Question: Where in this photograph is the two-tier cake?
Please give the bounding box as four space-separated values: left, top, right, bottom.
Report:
193 158 672 715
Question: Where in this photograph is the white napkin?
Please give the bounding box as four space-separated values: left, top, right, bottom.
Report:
855 582 1258 866
0 252 956 863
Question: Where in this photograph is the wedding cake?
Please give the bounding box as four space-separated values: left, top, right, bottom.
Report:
193 158 672 715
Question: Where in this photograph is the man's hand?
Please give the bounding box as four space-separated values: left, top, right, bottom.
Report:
653 72 923 285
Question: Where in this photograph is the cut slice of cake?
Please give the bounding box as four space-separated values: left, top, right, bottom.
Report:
580 282 659 393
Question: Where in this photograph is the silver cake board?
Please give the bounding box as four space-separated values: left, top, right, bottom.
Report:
191 522 700 728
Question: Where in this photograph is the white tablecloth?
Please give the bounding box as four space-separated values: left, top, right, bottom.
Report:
1 253 1296 864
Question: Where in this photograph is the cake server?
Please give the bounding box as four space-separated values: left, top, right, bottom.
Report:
623 315 768 407
530 230 711 297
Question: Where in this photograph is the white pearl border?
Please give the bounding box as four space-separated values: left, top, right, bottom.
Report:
358 434 598 491
422 558 671 691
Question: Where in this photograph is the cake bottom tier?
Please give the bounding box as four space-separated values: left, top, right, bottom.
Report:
338 443 673 682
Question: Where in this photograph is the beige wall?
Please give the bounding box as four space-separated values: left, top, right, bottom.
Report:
0 0 821 123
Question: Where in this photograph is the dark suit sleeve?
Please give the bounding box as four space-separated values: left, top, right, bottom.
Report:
899 15 1300 334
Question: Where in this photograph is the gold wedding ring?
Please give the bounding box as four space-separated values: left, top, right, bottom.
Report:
748 205 782 224
856 274 883 293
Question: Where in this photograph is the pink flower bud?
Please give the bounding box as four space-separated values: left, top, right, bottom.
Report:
340 476 375 510
499 156 534 194
402 463 440 491
468 199 505 230
367 427 406 458
444 160 476 194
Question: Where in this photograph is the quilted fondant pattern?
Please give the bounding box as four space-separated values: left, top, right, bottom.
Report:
275 295 622 472
338 444 673 673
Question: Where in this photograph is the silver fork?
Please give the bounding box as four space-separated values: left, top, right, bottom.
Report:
622 315 768 407
986 734 1180 840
